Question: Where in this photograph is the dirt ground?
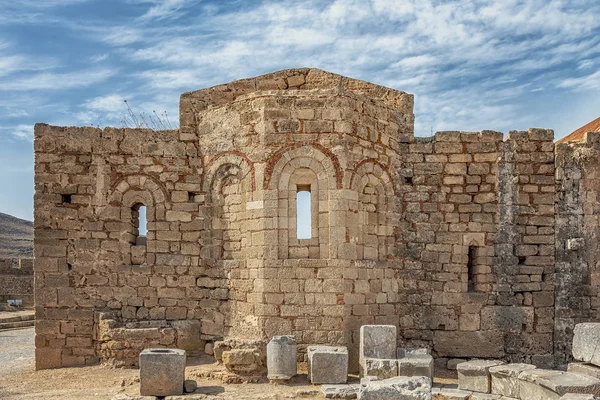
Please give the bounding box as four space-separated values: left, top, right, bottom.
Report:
0 327 458 399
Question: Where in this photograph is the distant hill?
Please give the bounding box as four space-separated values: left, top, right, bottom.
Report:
0 212 33 258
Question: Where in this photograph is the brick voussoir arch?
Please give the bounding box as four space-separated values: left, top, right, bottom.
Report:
203 151 256 193
264 143 343 190
349 159 395 196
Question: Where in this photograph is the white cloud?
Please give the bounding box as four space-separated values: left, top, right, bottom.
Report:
558 70 600 91
137 0 197 21
83 94 127 113
4 124 35 141
1 68 115 91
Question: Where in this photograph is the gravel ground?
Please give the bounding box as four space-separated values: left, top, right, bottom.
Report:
0 327 35 375
0 327 458 399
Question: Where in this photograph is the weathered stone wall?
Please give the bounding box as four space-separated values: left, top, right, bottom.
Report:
396 129 555 367
555 131 600 368
0 258 33 307
32 68 599 372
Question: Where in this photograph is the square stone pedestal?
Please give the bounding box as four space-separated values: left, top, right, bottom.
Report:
140 348 186 396
308 346 348 384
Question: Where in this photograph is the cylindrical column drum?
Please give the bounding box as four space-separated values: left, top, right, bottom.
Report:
267 335 297 380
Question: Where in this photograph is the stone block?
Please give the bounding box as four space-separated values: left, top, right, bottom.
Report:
322 384 360 399
359 325 396 376
308 345 348 384
358 375 431 399
489 363 536 398
431 387 472 399
363 358 398 379
568 363 600 380
267 335 297 380
518 369 600 400
172 320 202 351
560 395 600 400
573 324 600 367
139 348 185 396
398 355 434 379
457 359 505 393
222 349 263 373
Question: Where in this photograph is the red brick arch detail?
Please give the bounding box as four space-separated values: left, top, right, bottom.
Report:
349 159 396 196
264 143 343 190
204 151 256 191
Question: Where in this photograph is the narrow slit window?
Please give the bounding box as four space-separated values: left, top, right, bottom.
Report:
467 245 476 292
132 204 147 246
296 185 311 239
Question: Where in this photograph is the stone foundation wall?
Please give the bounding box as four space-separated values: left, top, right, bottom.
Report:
0 258 33 307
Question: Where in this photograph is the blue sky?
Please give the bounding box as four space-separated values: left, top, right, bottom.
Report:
1 0 600 221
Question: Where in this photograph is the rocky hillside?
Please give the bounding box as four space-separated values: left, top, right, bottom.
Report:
0 212 33 258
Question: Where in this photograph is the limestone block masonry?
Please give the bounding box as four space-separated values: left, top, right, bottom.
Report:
32 68 600 370
0 258 33 307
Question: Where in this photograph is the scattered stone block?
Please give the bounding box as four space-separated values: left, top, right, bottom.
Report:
489 363 536 398
560 394 600 400
569 363 600 380
358 375 431 399
431 387 472 399
139 348 186 396
308 345 348 384
457 359 505 393
359 325 396 376
573 324 600 367
172 320 202 351
267 335 297 380
364 358 398 379
296 388 320 397
184 379 197 393
322 384 360 399
518 368 600 400
204 342 214 356
398 354 434 379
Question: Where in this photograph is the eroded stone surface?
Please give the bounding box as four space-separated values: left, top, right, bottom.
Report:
568 363 600 380
489 363 536 398
358 375 432 400
431 387 472 399
518 369 600 399
360 326 396 376
267 335 296 380
398 355 434 379
364 358 398 380
308 345 348 384
573 324 600 367
457 360 505 393
139 348 186 397
322 384 360 399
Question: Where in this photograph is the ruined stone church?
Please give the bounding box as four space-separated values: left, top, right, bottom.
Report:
33 68 600 371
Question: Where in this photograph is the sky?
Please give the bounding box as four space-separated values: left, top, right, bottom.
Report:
1 0 600 221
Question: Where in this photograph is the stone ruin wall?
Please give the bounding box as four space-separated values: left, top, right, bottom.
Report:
32 68 600 371
0 258 33 307
555 132 600 367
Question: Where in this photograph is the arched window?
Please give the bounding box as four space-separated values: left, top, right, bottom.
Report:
296 185 311 239
132 203 147 246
